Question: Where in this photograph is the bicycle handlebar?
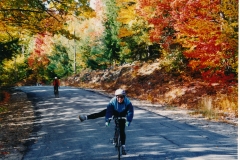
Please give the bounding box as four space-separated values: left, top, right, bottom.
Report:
107 117 126 122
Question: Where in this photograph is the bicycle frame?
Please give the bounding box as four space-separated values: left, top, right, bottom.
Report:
114 118 121 160
112 117 126 160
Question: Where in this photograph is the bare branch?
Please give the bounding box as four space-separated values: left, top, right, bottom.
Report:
0 8 43 13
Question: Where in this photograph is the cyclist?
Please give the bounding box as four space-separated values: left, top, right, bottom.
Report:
53 77 60 95
79 89 134 155
106 88 134 155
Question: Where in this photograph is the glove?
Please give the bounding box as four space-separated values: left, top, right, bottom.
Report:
125 121 131 127
105 121 110 127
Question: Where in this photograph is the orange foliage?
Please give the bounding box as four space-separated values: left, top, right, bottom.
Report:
137 0 174 51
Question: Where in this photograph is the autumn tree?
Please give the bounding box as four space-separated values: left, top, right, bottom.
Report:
0 0 95 79
0 54 28 86
27 33 52 83
0 0 237 85
136 0 238 83
117 0 156 62
171 0 238 83
136 0 175 51
119 16 160 62
67 14 106 70
0 0 94 42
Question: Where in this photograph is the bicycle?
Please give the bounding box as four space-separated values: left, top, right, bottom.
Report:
109 117 126 160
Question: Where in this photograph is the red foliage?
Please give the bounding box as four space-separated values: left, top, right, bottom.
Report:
175 0 237 84
137 0 237 84
0 91 10 104
27 33 51 69
137 0 175 50
201 69 236 84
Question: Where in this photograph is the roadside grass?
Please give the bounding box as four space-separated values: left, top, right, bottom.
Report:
0 106 7 113
216 93 238 117
192 92 238 121
194 96 218 120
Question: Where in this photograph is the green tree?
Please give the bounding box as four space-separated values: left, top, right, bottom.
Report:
47 45 73 78
102 0 121 65
120 17 160 62
0 39 21 62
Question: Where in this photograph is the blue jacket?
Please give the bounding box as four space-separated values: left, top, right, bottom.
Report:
105 96 134 122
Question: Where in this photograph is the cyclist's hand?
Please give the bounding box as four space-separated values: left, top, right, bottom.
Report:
125 121 130 127
105 121 110 127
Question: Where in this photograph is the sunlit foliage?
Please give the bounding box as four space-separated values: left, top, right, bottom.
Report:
0 54 27 86
0 0 94 42
0 0 238 85
136 0 238 83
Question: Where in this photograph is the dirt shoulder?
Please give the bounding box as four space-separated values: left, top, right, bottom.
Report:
0 89 34 160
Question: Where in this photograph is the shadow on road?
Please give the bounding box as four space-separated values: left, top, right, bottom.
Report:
21 86 237 160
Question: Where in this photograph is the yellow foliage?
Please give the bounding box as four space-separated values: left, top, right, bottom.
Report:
116 0 137 38
117 4 136 24
118 27 133 38
121 47 131 55
3 54 26 70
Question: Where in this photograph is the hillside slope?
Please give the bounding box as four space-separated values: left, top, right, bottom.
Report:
62 61 237 124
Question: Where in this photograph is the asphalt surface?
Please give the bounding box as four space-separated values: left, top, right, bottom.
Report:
18 86 238 160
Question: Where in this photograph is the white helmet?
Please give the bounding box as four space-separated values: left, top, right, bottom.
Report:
115 89 126 96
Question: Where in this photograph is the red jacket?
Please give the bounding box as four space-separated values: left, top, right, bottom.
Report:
53 79 60 87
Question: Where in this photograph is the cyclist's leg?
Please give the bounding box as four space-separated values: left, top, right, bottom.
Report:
86 109 107 119
54 86 59 94
119 119 126 145
79 109 106 122
119 119 127 155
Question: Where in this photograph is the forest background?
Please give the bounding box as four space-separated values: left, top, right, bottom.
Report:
0 0 238 121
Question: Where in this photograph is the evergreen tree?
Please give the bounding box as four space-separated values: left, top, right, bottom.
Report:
47 45 73 78
102 0 121 65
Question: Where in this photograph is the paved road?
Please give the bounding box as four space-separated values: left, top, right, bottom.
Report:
19 86 237 160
